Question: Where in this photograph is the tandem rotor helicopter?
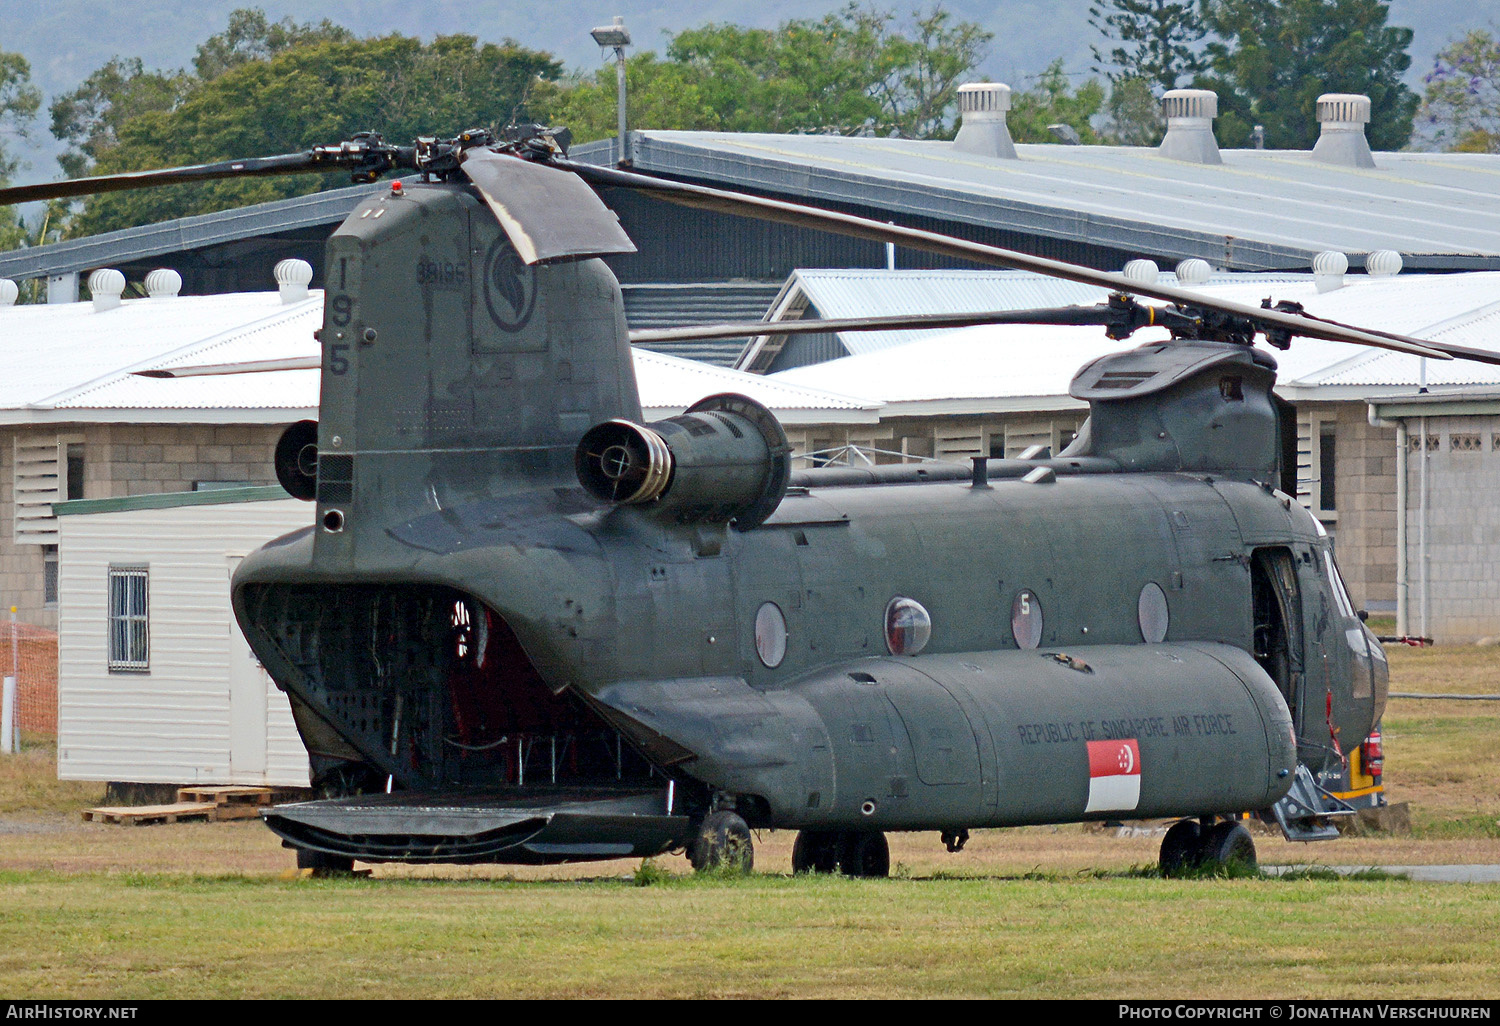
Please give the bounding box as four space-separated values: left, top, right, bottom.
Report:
6 124 1498 878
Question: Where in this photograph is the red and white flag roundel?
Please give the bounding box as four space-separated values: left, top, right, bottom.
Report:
1085 739 1141 813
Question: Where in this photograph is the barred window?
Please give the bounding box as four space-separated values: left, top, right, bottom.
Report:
107 567 149 672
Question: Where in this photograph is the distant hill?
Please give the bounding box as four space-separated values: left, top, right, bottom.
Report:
0 0 1487 181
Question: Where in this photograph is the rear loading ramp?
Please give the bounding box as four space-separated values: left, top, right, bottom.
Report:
263 787 691 864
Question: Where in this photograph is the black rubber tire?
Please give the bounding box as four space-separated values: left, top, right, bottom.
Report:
690 811 754 872
791 830 840 874
1199 821 1257 871
295 848 355 873
1159 819 1202 877
838 831 890 878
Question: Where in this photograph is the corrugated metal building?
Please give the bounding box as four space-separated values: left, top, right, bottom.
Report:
55 487 311 787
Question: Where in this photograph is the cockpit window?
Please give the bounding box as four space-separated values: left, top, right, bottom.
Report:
1323 551 1355 619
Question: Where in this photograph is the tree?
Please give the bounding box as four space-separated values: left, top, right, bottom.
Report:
1088 0 1206 91
555 4 991 142
191 7 354 80
1418 30 1500 153
1 50 41 181
1006 60 1106 144
60 29 561 235
49 58 193 178
1195 0 1419 150
1098 76 1165 145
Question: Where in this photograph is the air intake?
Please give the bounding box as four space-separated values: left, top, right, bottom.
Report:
1159 89 1222 165
1311 93 1375 169
952 83 1017 159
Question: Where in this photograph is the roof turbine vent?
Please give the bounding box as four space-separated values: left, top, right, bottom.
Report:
274 258 314 304
952 83 1017 160
1123 258 1160 284
145 268 182 298
1175 258 1213 285
1366 249 1403 277
88 268 126 312
1159 89 1222 165
0 279 17 306
1311 93 1375 168
1313 250 1349 293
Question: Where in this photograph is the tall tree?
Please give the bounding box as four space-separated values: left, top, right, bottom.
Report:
57 28 560 235
0 50 41 253
1418 30 1500 153
0 50 41 181
555 4 990 142
1088 0 1206 90
1006 60 1106 144
191 7 354 80
1196 0 1419 150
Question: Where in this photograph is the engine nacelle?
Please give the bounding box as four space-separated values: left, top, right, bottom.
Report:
274 419 319 501
575 393 790 530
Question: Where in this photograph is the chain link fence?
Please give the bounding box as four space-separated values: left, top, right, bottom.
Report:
2 621 59 737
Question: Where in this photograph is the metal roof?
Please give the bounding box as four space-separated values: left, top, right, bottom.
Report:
577 132 1500 272
0 183 380 281
769 270 1500 411
0 289 879 426
738 268 1312 370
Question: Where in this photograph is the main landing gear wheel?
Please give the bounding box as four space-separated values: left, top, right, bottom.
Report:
791 830 840 874
1158 819 1202 877
1200 821 1257 871
1158 819 1257 876
295 848 355 875
690 811 754 872
838 832 890 879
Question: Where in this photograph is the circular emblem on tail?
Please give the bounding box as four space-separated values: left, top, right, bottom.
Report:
482 237 536 332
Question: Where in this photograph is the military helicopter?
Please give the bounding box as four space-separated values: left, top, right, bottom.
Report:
7 126 1497 878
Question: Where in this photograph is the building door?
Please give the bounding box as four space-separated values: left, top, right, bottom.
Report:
225 555 267 782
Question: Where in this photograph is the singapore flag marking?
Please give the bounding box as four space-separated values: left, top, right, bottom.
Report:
1085 739 1141 813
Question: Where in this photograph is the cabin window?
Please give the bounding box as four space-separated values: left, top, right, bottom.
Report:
1011 589 1044 649
754 602 788 668
42 546 59 607
1318 425 1337 513
884 597 931 656
107 566 149 672
1137 583 1169 643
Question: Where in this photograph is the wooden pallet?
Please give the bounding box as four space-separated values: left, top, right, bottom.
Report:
176 785 305 808
82 802 217 825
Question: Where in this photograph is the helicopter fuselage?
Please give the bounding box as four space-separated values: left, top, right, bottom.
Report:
231 179 1386 864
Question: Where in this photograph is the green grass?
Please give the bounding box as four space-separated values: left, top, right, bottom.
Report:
0 869 1496 998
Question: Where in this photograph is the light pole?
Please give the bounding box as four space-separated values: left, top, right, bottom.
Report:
590 16 632 166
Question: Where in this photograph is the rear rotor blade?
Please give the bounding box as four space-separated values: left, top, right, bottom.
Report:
461 151 636 264
134 356 320 378
560 160 1455 362
0 152 322 206
628 305 1126 346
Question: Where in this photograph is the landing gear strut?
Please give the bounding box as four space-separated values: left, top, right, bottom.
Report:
1159 817 1257 876
791 830 889 878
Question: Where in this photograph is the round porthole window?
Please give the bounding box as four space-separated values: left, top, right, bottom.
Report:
884 597 932 656
1138 582 1169 643
754 601 788 668
1011 589 1044 649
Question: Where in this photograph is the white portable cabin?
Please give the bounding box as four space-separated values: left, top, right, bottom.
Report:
56 487 312 786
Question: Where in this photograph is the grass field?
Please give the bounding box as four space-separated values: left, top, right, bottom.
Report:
0 643 1495 998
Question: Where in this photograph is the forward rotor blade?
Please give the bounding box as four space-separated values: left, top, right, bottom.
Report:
0 152 322 206
560 160 1454 362
628 305 1124 345
134 356 320 378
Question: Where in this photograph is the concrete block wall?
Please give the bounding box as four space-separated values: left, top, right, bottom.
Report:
1332 405 1398 612
1403 415 1500 642
1 422 283 627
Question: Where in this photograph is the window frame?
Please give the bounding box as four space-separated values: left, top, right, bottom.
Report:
106 565 150 673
